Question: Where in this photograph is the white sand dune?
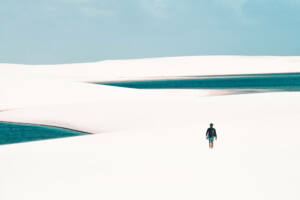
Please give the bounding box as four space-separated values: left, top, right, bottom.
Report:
0 56 300 200
1 56 300 111
1 56 300 82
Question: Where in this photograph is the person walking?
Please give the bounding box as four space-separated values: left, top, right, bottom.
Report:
206 123 217 148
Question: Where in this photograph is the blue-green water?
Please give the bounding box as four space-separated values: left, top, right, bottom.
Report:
0 122 86 145
97 73 300 90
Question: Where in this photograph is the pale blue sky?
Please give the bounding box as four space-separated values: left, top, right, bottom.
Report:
1 0 300 64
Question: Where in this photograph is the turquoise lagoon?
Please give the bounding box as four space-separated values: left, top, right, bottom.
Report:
0 122 86 145
97 73 300 91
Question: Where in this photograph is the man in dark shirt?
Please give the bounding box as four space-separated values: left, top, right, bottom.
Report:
206 123 217 149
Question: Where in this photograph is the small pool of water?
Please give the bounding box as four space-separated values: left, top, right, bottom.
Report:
0 122 87 145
